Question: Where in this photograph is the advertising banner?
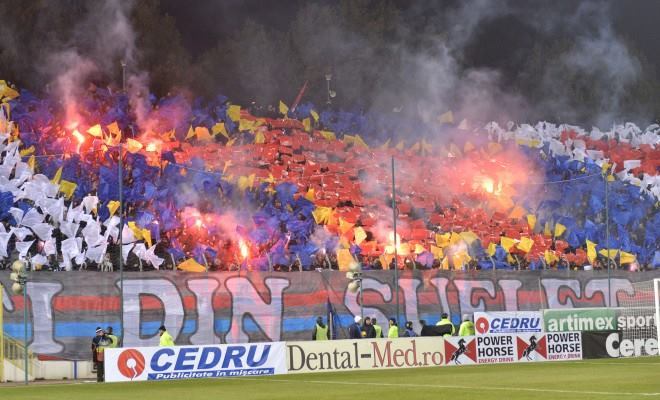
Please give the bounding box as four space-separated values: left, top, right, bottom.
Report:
543 308 618 332
1 269 657 360
445 332 582 365
286 337 446 374
104 342 287 382
581 330 620 359
474 311 543 335
603 332 658 357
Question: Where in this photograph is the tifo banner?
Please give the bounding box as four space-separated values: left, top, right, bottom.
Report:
445 332 582 365
104 342 287 382
0 270 658 360
286 337 445 374
474 311 543 335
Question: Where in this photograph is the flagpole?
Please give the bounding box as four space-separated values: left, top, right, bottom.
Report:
391 156 399 324
118 143 124 337
605 170 611 307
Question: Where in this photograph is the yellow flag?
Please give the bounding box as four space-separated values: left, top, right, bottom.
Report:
339 218 354 235
302 118 311 132
195 127 212 141
554 222 566 237
544 250 558 264
279 100 289 116
619 251 636 264
459 231 479 245
142 229 152 247
128 221 143 240
353 135 369 149
254 131 266 144
435 233 451 248
185 125 195 140
107 201 120 216
239 118 257 132
20 146 35 156
354 227 367 245
599 249 618 260
526 214 537 231
0 80 19 100
319 130 336 141
107 122 122 142
312 207 333 224
586 240 597 263
59 180 77 199
27 155 36 171
126 138 143 153
304 188 315 202
178 258 206 272
87 124 103 138
237 174 255 191
227 105 241 122
449 232 462 246
441 256 450 270
52 166 63 184
337 249 354 271
487 242 497 257
438 110 454 124
544 221 552 236
414 243 425 254
431 245 444 260
500 237 516 252
310 110 319 122
212 122 229 139
517 237 534 253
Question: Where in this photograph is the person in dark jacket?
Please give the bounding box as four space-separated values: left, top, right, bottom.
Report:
312 316 329 340
348 316 363 339
403 321 418 337
362 316 376 338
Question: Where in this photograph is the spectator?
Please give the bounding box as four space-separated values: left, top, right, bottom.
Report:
362 316 376 338
387 318 399 338
312 316 329 340
436 313 456 337
458 314 475 336
403 321 417 337
348 316 362 339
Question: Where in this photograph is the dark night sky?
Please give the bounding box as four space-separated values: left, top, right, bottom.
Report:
161 0 660 76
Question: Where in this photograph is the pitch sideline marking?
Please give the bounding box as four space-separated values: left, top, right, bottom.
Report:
251 377 660 397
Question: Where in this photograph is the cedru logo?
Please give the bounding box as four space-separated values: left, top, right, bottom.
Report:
117 349 146 380
475 317 489 334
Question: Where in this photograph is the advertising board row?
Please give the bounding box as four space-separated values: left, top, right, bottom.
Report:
104 332 582 382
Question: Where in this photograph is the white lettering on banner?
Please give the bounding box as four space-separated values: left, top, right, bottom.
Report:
286 338 445 374
119 279 184 347
584 279 635 307
428 278 451 315
474 311 543 335
27 282 63 353
225 277 289 344
104 342 287 382
454 280 496 316
605 333 659 357
344 278 391 329
541 279 581 308
187 278 221 345
399 278 422 330
498 280 522 311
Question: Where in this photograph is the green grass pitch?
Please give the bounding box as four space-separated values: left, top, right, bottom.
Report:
1 357 658 400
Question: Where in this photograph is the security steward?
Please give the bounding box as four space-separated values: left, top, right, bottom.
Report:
436 313 456 337
312 316 329 340
91 327 113 382
459 314 475 336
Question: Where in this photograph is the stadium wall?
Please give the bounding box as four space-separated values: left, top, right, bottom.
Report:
0 270 658 360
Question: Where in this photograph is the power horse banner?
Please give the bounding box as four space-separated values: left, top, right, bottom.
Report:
0 270 658 360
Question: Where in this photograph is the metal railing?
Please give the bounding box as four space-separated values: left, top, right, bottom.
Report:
1 333 37 380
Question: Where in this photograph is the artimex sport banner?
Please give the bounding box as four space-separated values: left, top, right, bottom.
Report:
0 270 657 359
474 311 543 335
104 342 287 382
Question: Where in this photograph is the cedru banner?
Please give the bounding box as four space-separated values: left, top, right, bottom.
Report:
474 311 543 335
286 337 446 374
104 342 287 382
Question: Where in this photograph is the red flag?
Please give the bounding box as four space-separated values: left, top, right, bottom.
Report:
290 81 308 112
